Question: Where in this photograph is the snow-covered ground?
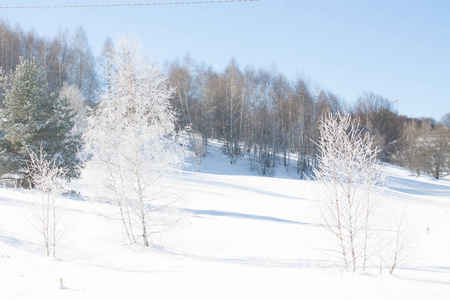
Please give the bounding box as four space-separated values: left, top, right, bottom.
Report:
1 140 450 299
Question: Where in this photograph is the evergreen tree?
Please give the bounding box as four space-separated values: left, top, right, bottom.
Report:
0 58 80 184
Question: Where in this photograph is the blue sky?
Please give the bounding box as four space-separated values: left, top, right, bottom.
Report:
1 0 449 120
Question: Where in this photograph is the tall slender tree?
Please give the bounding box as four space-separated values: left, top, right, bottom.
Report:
315 111 383 272
82 36 190 247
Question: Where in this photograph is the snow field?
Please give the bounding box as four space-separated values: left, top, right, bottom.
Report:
1 142 450 299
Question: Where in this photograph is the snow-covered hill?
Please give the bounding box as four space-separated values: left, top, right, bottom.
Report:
1 141 450 299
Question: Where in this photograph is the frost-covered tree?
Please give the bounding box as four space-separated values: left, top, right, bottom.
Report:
315 112 384 272
0 58 80 184
27 145 67 257
60 82 87 136
82 36 190 247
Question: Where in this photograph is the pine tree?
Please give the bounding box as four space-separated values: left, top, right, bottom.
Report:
0 58 80 184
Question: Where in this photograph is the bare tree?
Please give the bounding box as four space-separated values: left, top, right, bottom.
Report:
194 63 215 162
167 56 208 169
223 58 244 164
27 145 67 257
69 26 99 105
441 112 450 128
354 92 405 163
315 111 383 272
382 211 410 275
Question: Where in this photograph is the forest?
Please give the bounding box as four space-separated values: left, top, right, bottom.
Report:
0 18 449 183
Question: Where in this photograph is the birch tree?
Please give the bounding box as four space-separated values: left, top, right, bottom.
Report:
82 35 190 247
315 111 384 272
27 145 67 257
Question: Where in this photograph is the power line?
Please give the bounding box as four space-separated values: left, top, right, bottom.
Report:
0 0 260 9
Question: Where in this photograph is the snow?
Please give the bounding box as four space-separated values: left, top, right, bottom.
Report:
1 140 450 299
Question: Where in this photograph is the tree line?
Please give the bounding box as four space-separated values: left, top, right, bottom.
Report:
165 56 450 179
0 19 98 106
0 18 449 183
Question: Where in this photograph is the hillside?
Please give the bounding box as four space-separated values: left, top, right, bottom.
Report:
1 141 450 299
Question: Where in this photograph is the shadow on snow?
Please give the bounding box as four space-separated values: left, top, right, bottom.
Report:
188 208 319 227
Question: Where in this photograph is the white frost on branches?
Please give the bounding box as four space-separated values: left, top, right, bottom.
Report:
60 82 86 136
82 35 190 247
27 146 67 257
315 111 384 272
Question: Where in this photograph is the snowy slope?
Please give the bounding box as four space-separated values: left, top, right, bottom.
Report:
1 141 450 299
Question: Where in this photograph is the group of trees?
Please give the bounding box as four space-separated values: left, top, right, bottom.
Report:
0 56 84 256
166 57 450 178
401 114 450 179
0 29 190 251
353 92 450 179
0 18 447 182
0 19 98 183
166 57 341 177
0 20 98 105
